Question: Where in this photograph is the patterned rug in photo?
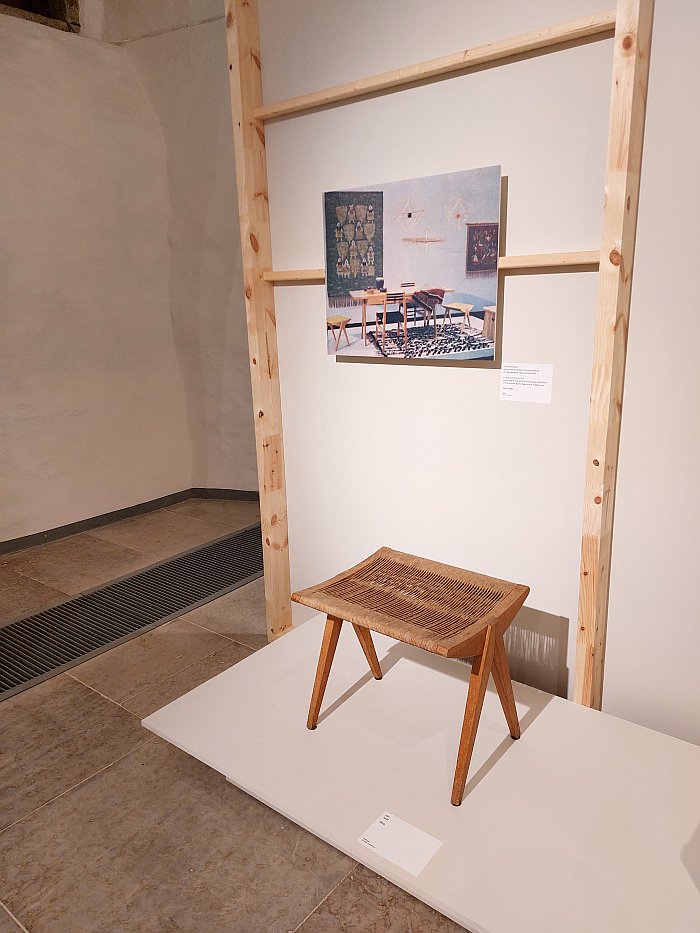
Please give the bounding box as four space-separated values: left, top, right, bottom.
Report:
369 323 494 360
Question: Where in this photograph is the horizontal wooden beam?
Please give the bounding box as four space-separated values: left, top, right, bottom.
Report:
265 268 325 284
498 250 600 271
264 251 600 284
254 10 616 121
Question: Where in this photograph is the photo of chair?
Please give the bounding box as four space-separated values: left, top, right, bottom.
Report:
374 291 406 352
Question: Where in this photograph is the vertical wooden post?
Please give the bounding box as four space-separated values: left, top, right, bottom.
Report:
574 0 654 708
224 0 292 640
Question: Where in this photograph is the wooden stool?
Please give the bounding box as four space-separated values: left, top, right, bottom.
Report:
326 315 351 350
482 305 497 341
293 548 528 806
442 301 474 333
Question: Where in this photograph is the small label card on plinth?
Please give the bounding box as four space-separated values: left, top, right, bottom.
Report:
358 811 443 876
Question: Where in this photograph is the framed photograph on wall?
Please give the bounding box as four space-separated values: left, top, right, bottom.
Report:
323 165 501 365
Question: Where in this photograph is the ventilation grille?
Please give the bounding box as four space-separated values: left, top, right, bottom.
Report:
0 524 263 702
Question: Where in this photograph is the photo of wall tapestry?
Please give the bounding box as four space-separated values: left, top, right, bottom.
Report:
324 191 384 304
324 165 501 364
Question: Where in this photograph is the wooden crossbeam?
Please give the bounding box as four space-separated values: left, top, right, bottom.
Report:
574 0 654 709
498 250 600 271
254 10 616 121
263 251 600 284
225 0 292 641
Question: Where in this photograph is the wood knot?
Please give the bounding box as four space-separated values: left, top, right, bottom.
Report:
225 10 233 28
621 34 634 51
609 248 621 267
582 572 588 577
594 496 602 505
252 357 257 365
593 459 599 466
258 409 264 418
265 537 270 546
270 514 278 526
245 286 252 299
250 233 259 253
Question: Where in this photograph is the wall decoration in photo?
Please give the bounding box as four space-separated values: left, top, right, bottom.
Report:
466 223 499 273
324 191 384 305
323 165 501 364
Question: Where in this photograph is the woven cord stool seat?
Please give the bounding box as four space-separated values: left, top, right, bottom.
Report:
293 547 529 805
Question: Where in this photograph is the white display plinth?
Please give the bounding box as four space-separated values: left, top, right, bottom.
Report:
143 616 700 933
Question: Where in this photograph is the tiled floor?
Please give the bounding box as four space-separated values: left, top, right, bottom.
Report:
0 498 465 932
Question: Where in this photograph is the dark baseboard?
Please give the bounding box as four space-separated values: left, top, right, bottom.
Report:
190 487 259 501
0 487 260 556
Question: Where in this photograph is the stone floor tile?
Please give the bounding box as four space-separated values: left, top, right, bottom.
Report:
89 509 229 559
69 617 232 704
296 863 467 932
122 642 252 719
182 578 267 648
0 904 25 933
0 740 355 933
0 567 67 624
165 497 260 530
232 632 268 651
0 675 146 831
1 534 150 596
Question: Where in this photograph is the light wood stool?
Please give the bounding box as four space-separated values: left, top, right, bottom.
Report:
326 315 351 350
482 305 497 341
293 548 529 806
442 301 474 332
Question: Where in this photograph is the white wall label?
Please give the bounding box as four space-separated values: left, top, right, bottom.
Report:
500 363 554 404
358 811 443 876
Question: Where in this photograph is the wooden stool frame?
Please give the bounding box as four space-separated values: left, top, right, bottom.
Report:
224 0 655 709
294 548 529 805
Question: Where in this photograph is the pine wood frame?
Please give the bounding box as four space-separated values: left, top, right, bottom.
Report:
224 0 654 708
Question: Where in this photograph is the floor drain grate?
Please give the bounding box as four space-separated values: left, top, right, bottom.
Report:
0 524 264 702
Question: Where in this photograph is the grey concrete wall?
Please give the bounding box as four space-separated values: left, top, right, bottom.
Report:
0 14 193 540
122 13 257 491
82 0 258 491
0 4 258 541
80 0 222 43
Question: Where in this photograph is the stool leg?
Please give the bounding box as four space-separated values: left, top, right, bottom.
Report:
352 624 382 679
492 632 520 739
307 615 343 730
341 322 350 347
334 326 343 352
451 624 496 806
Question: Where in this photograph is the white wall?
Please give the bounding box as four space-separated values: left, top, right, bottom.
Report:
601 1 700 744
258 0 700 744
122 13 257 491
82 0 258 492
0 14 192 540
80 0 222 43
0 4 258 542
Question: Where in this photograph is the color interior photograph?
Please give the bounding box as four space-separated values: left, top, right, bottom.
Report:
324 166 501 363
1 1 699 933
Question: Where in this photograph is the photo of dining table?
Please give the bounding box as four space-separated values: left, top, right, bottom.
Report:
349 287 454 348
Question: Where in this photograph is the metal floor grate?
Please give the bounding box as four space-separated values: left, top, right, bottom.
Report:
0 523 264 702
